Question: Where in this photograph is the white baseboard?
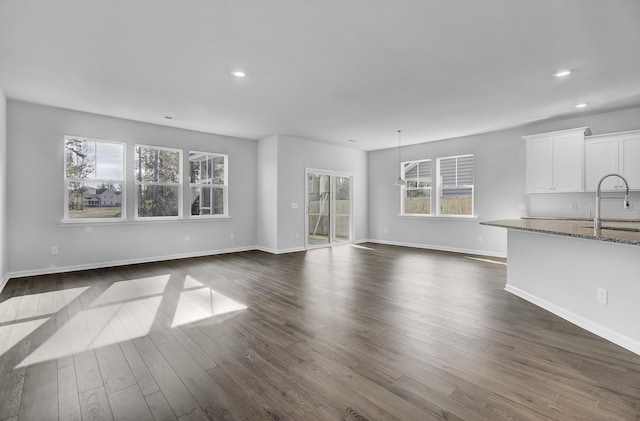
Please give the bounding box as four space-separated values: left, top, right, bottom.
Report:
505 284 640 356
255 246 306 254
7 246 256 280
366 239 507 258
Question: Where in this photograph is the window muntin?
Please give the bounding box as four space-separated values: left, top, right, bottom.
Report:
401 159 432 215
135 145 182 218
189 152 228 217
437 154 474 216
64 136 125 221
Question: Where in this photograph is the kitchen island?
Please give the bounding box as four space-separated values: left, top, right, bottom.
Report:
481 218 640 355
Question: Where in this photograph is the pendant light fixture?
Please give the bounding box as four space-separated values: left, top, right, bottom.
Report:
394 129 406 186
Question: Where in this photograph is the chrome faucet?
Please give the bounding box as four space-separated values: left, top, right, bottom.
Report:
594 173 630 234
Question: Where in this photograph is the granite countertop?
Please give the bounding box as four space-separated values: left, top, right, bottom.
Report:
480 218 640 246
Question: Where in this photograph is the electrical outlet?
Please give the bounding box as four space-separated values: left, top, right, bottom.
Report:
597 288 608 305
51 246 59 256
518 203 527 211
384 228 388 234
476 235 482 242
295 233 299 239
624 201 632 210
230 233 235 240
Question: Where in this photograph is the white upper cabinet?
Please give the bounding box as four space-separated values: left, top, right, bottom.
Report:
524 127 590 193
585 130 640 191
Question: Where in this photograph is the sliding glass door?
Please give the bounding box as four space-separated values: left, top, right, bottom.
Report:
306 170 353 248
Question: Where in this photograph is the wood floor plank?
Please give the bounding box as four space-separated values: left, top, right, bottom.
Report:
108 384 154 421
19 360 58 421
79 386 114 421
132 336 200 418
58 364 82 421
157 339 238 420
94 343 137 394
145 390 177 421
74 349 104 393
2 244 640 420
119 340 160 397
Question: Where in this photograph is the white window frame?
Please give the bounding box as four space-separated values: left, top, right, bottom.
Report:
436 154 475 217
188 151 228 218
400 158 432 216
134 144 183 220
63 135 126 223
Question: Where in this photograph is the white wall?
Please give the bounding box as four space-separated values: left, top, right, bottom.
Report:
7 101 258 276
0 89 7 286
255 135 368 253
256 136 279 252
368 105 640 257
277 135 368 251
368 130 522 256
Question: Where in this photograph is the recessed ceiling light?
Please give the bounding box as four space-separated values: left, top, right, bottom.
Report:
231 70 246 78
554 69 571 78
575 103 588 108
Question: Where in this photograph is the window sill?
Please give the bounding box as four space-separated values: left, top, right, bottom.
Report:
398 214 478 221
58 216 232 227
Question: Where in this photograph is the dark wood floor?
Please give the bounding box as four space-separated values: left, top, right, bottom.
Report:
1 243 639 420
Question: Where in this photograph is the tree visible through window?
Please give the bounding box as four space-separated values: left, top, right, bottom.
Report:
135 145 182 218
64 136 124 220
189 152 228 216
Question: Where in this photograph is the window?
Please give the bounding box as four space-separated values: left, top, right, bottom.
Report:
437 154 474 216
401 159 432 215
189 152 228 217
64 136 125 221
135 145 182 218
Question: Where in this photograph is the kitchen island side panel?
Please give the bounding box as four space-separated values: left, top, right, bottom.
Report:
506 229 640 354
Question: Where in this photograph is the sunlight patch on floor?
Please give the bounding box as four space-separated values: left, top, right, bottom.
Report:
171 287 247 328
465 256 507 266
0 318 50 357
4 273 247 368
351 244 375 250
0 286 89 323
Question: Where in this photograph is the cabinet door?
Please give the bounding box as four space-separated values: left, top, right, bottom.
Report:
621 133 640 190
585 136 618 191
553 133 584 192
526 136 553 193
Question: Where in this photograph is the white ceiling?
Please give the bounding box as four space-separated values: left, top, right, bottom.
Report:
1 1 639 151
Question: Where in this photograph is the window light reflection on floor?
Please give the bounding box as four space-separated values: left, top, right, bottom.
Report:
464 256 507 266
4 274 247 369
171 275 247 328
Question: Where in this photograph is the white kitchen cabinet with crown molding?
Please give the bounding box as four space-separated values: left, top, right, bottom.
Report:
585 130 640 191
524 127 591 193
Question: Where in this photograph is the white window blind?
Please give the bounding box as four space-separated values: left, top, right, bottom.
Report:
437 154 474 216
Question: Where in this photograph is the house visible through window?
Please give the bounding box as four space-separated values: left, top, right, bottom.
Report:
437 154 474 216
64 136 125 220
401 159 432 215
189 152 228 217
135 145 182 218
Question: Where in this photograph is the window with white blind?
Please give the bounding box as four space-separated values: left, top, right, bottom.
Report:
401 159 432 215
436 154 474 216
